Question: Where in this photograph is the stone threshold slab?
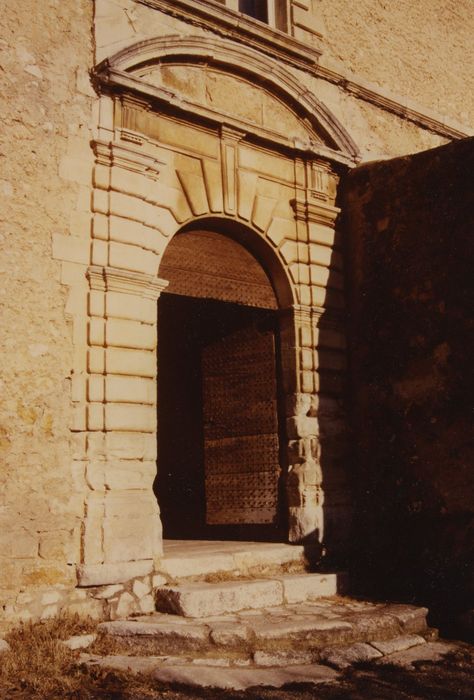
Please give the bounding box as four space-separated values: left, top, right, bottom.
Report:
158 540 311 579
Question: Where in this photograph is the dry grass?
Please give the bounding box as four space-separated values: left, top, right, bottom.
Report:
2 614 474 699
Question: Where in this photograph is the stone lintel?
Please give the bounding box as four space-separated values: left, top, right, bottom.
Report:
87 265 169 300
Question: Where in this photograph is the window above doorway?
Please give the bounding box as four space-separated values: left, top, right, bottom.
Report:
148 0 322 71
214 0 288 32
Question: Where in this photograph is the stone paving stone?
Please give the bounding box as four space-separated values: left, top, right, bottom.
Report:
375 641 458 668
149 663 339 690
99 619 210 643
321 642 383 669
249 617 353 642
84 654 339 688
209 622 251 646
253 649 314 666
155 579 283 617
61 633 97 650
371 634 426 655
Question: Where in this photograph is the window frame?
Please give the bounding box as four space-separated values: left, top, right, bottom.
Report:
140 0 322 71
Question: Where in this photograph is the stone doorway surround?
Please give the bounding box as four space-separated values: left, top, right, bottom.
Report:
54 35 359 588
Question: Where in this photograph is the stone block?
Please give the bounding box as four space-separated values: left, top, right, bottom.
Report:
375 641 457 668
109 191 148 223
105 347 156 377
106 319 156 351
106 292 156 323
371 634 426 655
281 573 339 603
320 642 383 669
100 460 156 491
252 195 276 232
116 591 135 618
104 403 155 432
384 604 429 634
157 553 236 579
308 222 336 247
286 415 319 439
91 239 108 266
104 375 154 404
133 578 151 599
110 167 153 202
309 243 332 267
105 432 155 460
108 241 158 275
77 560 154 586
267 217 296 247
61 633 97 650
98 617 210 644
209 623 250 647
238 171 258 220
253 650 314 667
139 594 156 614
155 580 283 618
202 160 223 213
93 584 123 600
250 618 352 643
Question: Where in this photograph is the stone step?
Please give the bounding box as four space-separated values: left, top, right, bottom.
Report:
85 634 455 690
154 573 343 617
157 540 312 580
98 598 429 658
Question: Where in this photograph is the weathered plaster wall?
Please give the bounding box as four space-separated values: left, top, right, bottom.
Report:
0 0 95 622
342 137 474 631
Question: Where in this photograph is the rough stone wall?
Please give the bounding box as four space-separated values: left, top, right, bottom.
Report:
342 137 474 630
0 0 95 622
94 0 469 163
317 0 474 126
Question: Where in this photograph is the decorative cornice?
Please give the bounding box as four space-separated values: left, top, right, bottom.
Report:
98 9 471 143
291 199 340 226
94 36 360 165
314 64 472 141
135 0 322 69
87 266 169 299
92 139 163 179
220 125 246 143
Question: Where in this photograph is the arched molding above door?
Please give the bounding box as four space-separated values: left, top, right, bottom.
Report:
94 35 360 165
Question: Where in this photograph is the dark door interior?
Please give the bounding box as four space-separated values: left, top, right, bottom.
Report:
156 292 285 541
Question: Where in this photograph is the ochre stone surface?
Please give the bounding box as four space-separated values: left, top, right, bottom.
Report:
0 0 95 620
0 0 472 626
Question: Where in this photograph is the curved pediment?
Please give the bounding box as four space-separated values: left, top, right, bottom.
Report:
96 36 359 163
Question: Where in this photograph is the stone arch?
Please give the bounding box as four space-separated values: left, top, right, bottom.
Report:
95 35 360 163
155 218 298 538
159 215 296 310
78 35 352 584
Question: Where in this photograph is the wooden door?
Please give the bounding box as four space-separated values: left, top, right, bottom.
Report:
202 323 281 525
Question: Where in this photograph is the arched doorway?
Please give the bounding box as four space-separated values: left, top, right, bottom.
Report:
156 226 289 541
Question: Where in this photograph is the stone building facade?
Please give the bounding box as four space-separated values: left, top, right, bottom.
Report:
0 0 473 625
